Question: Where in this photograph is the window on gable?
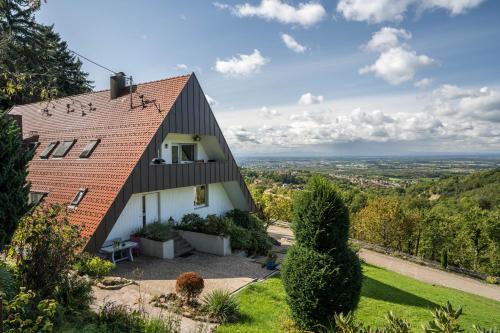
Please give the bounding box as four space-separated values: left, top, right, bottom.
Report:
79 139 100 158
181 144 195 162
40 141 59 159
52 139 76 158
194 184 208 207
29 192 46 205
69 188 87 208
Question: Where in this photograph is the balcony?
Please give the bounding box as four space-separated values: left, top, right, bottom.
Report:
143 160 240 192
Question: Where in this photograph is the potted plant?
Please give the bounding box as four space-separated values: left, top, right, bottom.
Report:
264 250 278 270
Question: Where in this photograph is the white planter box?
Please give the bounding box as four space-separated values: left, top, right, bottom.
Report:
139 237 174 259
178 230 231 256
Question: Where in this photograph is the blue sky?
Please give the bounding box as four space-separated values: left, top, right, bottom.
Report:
36 0 500 156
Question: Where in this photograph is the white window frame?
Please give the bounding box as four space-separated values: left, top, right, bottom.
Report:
194 184 208 208
29 192 46 205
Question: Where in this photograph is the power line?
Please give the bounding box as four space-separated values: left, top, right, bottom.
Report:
69 49 117 74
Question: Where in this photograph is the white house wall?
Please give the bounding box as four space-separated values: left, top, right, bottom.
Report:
106 182 234 242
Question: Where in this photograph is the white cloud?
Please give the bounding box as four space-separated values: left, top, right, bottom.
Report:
361 27 435 85
364 27 411 52
213 1 230 10
337 0 484 23
260 106 281 117
298 92 324 105
175 64 188 70
222 0 326 27
205 95 218 107
414 78 434 88
337 0 411 23
281 33 307 53
420 0 485 15
218 85 500 154
214 49 269 77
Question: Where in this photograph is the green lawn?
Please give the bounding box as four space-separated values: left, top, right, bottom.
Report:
217 264 500 332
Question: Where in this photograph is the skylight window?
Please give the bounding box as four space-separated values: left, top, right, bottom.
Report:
29 191 46 205
40 141 59 159
69 188 87 208
52 139 76 158
79 139 100 158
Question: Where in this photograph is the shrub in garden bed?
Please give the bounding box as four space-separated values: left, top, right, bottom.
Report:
73 252 115 278
177 210 272 256
175 271 204 305
202 289 240 323
135 221 173 242
0 261 18 300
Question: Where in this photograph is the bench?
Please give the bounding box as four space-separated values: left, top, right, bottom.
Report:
100 238 138 264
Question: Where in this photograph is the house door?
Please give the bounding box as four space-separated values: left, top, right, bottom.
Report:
142 193 159 226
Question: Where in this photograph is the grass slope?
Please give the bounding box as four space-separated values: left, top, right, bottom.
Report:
217 264 500 332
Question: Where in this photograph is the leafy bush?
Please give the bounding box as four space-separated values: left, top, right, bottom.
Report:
202 289 240 323
282 176 362 330
204 215 231 235
74 253 115 278
55 272 94 315
136 221 173 242
175 272 204 304
9 204 86 303
227 224 251 250
0 261 18 300
179 214 205 232
1 288 58 333
96 301 143 333
225 209 255 229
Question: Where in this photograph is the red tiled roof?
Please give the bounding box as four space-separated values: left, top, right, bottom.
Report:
9 74 191 240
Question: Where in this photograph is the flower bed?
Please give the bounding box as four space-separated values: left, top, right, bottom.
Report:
178 230 231 256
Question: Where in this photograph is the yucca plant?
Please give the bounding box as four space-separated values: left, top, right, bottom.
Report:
202 289 239 323
424 301 464 333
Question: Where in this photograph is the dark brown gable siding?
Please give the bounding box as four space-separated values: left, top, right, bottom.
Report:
85 74 255 252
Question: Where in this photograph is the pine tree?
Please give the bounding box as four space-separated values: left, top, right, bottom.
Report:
0 109 32 247
0 0 92 109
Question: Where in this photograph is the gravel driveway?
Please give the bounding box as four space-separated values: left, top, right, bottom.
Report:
268 225 500 302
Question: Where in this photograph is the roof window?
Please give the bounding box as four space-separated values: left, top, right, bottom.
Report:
69 188 87 208
40 141 59 159
52 139 76 158
79 139 100 158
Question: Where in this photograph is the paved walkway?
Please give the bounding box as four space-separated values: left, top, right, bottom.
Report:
268 225 500 302
93 252 272 332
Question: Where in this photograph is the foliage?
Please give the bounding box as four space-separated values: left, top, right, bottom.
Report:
179 213 205 231
424 302 463 333
96 301 143 333
1 288 58 333
175 272 204 304
73 253 115 278
0 110 32 247
141 316 180 333
282 245 362 329
224 209 254 229
441 249 448 269
0 261 18 299
177 212 272 255
202 289 240 323
135 221 173 242
0 0 92 109
54 272 93 316
9 204 86 302
282 176 362 330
